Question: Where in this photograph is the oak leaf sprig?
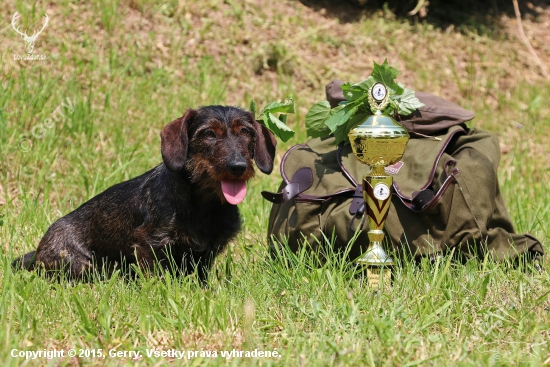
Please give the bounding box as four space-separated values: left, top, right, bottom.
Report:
250 97 295 142
305 60 424 145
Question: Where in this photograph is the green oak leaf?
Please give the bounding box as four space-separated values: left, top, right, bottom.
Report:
256 97 295 142
352 76 376 93
333 111 369 145
340 82 366 102
394 88 424 116
325 103 358 133
305 100 332 138
371 59 404 95
262 112 295 142
259 97 295 115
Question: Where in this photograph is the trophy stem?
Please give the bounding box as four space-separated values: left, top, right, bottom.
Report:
357 167 394 288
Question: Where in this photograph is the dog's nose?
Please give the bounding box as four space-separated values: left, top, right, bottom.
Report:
227 161 247 177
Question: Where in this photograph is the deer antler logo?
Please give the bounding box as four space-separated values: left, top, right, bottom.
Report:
11 12 49 54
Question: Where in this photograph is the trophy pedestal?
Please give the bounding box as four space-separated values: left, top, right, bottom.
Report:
364 267 392 288
356 238 394 288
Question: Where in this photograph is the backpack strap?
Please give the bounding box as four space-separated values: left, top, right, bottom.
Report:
262 144 311 203
336 145 367 215
278 144 308 183
397 160 459 212
262 143 358 204
391 126 466 202
261 167 313 204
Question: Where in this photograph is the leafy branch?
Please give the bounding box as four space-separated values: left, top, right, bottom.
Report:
305 60 424 145
251 98 295 142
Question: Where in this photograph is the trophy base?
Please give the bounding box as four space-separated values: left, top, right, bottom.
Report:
356 241 394 288
364 266 392 288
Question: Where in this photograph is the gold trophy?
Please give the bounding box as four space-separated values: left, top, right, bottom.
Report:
348 82 410 287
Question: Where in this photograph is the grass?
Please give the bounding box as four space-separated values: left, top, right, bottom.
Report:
1 0 549 365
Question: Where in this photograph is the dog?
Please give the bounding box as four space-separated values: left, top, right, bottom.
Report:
11 106 276 283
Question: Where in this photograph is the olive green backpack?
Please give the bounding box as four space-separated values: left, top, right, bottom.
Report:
262 81 543 262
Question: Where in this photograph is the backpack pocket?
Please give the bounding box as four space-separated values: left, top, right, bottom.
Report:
268 197 325 256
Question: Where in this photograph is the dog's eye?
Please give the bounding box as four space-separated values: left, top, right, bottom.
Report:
239 128 250 137
203 130 216 139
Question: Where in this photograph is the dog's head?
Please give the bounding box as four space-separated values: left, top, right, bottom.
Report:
160 106 276 205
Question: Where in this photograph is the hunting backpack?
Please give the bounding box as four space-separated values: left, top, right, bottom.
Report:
262 80 544 262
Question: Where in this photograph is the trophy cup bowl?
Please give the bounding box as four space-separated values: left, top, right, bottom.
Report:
348 114 410 167
348 105 410 288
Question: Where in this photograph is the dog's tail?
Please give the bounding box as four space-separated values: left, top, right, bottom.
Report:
11 251 37 271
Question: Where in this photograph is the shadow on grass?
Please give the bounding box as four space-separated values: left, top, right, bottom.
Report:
297 0 550 36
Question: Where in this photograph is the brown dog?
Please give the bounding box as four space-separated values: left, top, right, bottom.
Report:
12 106 276 282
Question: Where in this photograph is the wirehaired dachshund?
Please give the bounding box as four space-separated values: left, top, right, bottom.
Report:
12 106 276 282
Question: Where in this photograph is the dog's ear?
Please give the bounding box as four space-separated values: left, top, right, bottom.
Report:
249 112 277 175
161 109 196 171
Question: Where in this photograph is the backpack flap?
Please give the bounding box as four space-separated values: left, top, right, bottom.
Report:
262 139 357 204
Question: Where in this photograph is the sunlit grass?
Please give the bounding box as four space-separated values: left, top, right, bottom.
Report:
1 0 549 365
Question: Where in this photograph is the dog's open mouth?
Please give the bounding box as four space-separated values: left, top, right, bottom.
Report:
221 180 247 205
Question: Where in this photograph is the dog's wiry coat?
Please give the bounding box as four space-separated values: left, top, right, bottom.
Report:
12 106 276 282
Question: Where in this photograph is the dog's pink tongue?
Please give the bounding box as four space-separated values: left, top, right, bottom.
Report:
221 180 247 205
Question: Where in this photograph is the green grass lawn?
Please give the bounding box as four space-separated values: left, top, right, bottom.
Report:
1 0 549 365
